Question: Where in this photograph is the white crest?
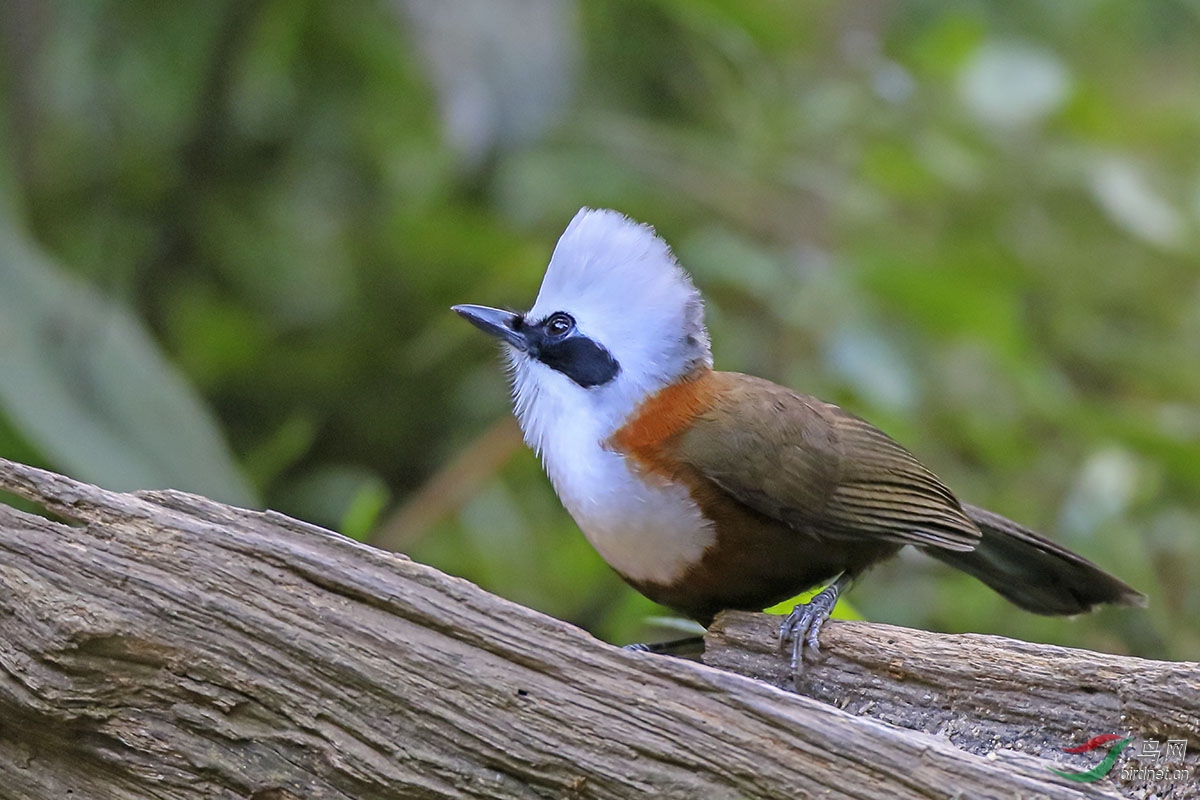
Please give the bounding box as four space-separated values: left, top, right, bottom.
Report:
511 208 711 452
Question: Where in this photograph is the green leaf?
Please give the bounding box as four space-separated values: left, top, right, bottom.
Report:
0 211 256 506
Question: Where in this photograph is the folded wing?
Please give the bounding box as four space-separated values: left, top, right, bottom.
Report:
674 372 980 553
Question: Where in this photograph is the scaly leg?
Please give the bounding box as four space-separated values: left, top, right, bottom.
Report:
623 635 705 658
778 573 853 673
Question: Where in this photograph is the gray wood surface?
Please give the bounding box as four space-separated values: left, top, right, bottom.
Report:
0 457 1184 799
707 612 1199 759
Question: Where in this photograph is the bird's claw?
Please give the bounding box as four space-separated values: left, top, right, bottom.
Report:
621 636 706 657
777 577 846 677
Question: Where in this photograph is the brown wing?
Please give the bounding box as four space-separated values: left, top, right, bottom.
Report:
673 372 980 552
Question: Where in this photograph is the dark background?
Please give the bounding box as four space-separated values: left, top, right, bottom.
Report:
1 0 1196 658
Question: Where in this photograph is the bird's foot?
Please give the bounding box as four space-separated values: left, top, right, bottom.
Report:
777 575 850 675
621 636 706 658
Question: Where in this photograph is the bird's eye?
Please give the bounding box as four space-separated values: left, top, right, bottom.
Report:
545 312 575 338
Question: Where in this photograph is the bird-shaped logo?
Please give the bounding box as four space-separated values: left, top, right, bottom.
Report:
454 208 1144 666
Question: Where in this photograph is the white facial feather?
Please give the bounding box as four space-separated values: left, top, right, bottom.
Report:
512 207 712 455
503 208 718 586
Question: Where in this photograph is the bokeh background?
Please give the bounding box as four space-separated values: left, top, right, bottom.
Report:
1 0 1197 659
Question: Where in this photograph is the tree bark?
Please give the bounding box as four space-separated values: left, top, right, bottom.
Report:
706 613 1200 763
0 457 1193 799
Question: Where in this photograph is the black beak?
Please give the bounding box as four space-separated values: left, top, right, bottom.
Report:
452 304 528 351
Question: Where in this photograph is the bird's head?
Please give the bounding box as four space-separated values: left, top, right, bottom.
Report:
454 208 712 453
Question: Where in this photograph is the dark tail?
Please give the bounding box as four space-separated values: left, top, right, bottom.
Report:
927 503 1146 615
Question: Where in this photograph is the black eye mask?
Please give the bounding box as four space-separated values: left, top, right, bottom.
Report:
520 313 621 388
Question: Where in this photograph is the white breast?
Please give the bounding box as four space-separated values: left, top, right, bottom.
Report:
511 357 716 586
557 446 715 587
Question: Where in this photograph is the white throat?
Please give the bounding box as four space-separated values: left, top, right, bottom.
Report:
510 358 715 587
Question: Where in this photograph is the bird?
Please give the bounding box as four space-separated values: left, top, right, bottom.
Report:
452 207 1145 667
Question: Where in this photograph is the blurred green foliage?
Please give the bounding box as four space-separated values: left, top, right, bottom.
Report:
1 0 1197 658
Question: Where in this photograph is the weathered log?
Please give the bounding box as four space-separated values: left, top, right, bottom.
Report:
0 457 1188 799
707 613 1200 759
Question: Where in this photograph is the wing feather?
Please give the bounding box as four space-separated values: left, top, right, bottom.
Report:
674 373 980 552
